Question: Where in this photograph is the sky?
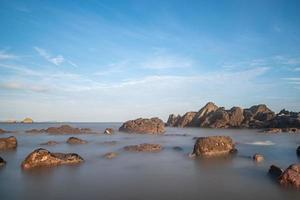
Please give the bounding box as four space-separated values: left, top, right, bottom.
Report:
0 0 300 122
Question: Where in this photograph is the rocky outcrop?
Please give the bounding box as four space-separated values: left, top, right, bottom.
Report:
103 152 118 159
124 143 162 152
253 153 264 162
26 125 93 135
279 164 300 189
264 127 300 134
0 156 6 167
167 102 299 129
21 148 84 169
104 128 114 135
192 136 237 157
119 118 165 134
22 117 33 123
66 137 87 144
0 136 17 150
269 165 283 178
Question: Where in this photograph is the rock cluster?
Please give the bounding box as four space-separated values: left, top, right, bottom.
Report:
0 136 17 150
124 143 162 152
21 148 84 169
192 136 237 157
119 118 165 134
26 125 93 134
167 102 300 129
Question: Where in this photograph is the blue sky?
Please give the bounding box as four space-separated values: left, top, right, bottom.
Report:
0 0 300 122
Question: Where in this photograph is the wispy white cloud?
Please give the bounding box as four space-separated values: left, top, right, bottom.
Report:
34 47 65 66
0 50 18 60
0 82 49 93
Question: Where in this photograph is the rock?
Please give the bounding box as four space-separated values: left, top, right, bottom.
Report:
40 141 59 146
268 165 283 178
191 102 219 127
21 148 84 169
192 136 237 157
166 114 181 126
228 107 244 127
263 128 282 134
104 128 114 135
22 117 33 123
0 129 13 134
26 129 45 134
176 112 197 127
124 143 162 152
119 117 165 134
201 108 230 128
103 152 118 159
46 125 93 134
0 156 6 167
0 136 17 150
164 133 189 137
253 153 264 162
173 146 183 151
66 137 87 144
279 164 300 189
297 146 300 156
100 141 117 145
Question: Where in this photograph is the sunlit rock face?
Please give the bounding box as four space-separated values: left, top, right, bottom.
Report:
119 118 165 134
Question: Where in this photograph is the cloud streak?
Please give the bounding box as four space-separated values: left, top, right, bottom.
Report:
34 47 65 66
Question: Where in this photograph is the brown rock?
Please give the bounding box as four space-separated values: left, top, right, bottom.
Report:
66 137 87 144
0 136 17 150
40 141 59 146
253 153 264 162
166 114 181 127
201 108 230 128
46 125 92 134
191 102 219 127
124 143 162 152
21 148 84 169
279 164 300 189
192 136 237 157
103 152 118 159
26 129 45 134
0 129 13 134
0 156 6 167
268 165 283 178
119 117 165 134
104 128 114 135
228 107 244 127
263 128 282 134
176 112 197 127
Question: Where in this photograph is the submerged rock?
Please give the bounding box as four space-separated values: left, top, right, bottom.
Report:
104 128 114 135
21 148 84 169
173 146 183 151
66 137 87 144
40 141 60 146
119 118 165 134
263 128 282 134
253 153 264 162
192 136 237 157
268 165 283 178
297 146 300 156
0 136 17 150
103 152 118 159
0 156 6 167
124 143 162 152
279 164 300 189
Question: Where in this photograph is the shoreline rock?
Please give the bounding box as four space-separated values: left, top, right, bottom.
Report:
66 137 87 144
192 136 237 157
119 117 165 134
21 148 84 169
124 143 162 152
268 165 283 178
0 136 17 150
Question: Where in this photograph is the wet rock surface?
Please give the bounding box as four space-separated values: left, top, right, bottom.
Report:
0 136 17 150
119 118 165 134
124 143 162 152
21 148 84 169
279 164 300 189
192 136 237 157
66 137 87 144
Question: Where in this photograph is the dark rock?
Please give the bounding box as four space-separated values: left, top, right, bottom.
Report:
269 165 283 178
103 152 118 159
104 128 114 135
173 146 183 151
66 137 87 144
119 117 165 134
0 136 17 150
192 136 237 157
0 129 13 134
100 141 117 145
253 153 264 162
166 114 181 126
124 143 162 152
21 148 84 169
297 146 300 156
40 141 59 146
279 164 300 189
0 156 6 167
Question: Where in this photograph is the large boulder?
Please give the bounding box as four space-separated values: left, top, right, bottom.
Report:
124 143 162 152
0 156 6 167
119 117 165 134
0 136 17 150
176 112 197 127
21 148 84 169
166 114 181 127
192 136 237 157
279 164 300 189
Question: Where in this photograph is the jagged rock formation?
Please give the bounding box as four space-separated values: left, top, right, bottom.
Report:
119 118 165 134
167 102 299 129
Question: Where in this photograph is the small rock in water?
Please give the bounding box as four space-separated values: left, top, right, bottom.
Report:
103 152 118 159
0 156 6 167
0 136 17 150
21 148 84 169
124 143 162 152
253 153 264 162
279 164 300 189
104 128 114 135
173 146 183 151
268 165 283 178
40 141 59 146
66 137 87 144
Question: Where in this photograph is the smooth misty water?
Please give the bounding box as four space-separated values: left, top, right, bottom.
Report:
0 123 300 200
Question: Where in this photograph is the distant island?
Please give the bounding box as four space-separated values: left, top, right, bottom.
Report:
1 117 34 124
166 102 300 129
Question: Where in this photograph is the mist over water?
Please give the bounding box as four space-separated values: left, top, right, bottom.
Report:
0 123 299 200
